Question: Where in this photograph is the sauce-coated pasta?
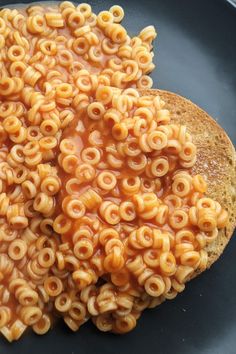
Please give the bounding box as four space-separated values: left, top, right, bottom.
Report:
0 1 229 342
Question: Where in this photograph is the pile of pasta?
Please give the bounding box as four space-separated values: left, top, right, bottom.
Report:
0 2 228 342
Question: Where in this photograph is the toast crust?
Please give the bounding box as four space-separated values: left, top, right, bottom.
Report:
141 89 236 274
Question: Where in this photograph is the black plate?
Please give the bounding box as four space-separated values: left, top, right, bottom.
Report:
0 1 236 353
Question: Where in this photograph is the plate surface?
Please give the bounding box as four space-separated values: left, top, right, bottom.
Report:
0 1 235 353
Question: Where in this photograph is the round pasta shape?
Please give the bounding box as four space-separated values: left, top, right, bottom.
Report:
55 293 72 312
179 142 197 161
175 265 194 283
180 251 201 268
37 248 55 268
93 314 113 332
121 176 141 195
62 197 86 219
74 239 94 260
159 252 176 276
150 157 169 177
68 301 87 322
44 276 63 297
197 209 217 232
145 275 165 297
41 176 60 196
97 171 117 190
8 239 27 260
33 314 51 335
119 201 136 221
109 5 124 23
100 202 120 225
97 11 114 28
0 307 11 328
20 306 42 326
75 163 95 182
114 314 136 334
169 209 189 229
81 147 101 165
172 177 191 197
53 214 72 234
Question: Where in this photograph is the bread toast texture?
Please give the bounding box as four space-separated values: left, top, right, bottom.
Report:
141 89 236 275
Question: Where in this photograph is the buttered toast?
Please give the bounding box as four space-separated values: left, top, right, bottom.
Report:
142 89 236 275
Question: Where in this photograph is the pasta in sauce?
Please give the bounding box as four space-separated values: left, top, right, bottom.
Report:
0 2 228 342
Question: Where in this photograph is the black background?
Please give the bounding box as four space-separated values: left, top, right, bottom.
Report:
0 0 235 353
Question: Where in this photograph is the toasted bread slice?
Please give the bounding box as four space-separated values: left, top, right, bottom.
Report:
141 89 236 275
